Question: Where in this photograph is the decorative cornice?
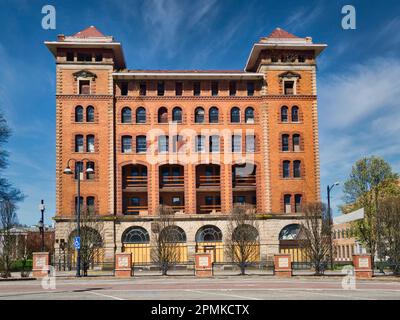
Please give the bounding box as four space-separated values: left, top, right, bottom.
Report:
278 71 302 79
56 94 113 100
114 95 316 102
72 69 98 80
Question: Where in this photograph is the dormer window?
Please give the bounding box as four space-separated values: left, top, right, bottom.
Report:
79 80 90 95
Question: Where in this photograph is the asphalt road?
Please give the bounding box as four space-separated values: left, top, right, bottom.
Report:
0 276 399 300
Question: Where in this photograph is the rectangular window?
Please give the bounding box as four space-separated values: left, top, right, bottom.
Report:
86 162 95 180
210 135 220 153
195 135 205 152
193 82 201 96
232 135 242 153
79 80 90 94
136 136 147 153
139 82 147 96
172 196 182 205
131 197 140 206
293 160 301 178
175 82 183 96
211 81 218 96
245 135 255 153
298 55 305 63
229 81 237 96
86 135 95 153
157 81 165 96
121 82 128 96
234 196 246 204
283 161 290 178
282 135 289 152
247 82 255 96
66 52 74 61
295 194 302 212
122 136 132 153
74 162 83 180
173 135 183 153
284 81 294 95
284 195 291 213
77 53 92 62
95 54 103 62
158 135 169 153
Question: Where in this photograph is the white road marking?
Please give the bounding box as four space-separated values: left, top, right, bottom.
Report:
88 291 125 300
185 289 261 300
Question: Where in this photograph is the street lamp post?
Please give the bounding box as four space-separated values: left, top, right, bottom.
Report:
63 158 94 277
327 181 340 270
38 200 45 251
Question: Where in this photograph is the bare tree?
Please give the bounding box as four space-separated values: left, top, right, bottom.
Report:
299 202 332 275
16 234 30 277
151 205 184 276
0 199 18 278
67 207 104 276
225 204 259 275
376 197 400 275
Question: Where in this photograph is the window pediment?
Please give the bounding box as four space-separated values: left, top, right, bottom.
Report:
73 70 97 80
279 71 301 79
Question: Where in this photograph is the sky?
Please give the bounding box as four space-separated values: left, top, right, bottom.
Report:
0 0 399 225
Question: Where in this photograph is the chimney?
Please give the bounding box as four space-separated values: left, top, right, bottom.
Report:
57 34 65 41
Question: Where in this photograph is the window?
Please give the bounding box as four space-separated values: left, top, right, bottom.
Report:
293 134 300 151
298 55 305 63
172 107 182 123
173 135 183 153
157 81 165 96
135 135 146 153
193 82 200 96
230 107 240 123
121 107 132 123
79 80 90 94
86 135 95 153
283 160 290 178
281 106 288 122
232 135 242 152
121 136 132 153
245 107 254 123
247 81 255 96
211 81 218 96
75 135 84 152
75 196 84 213
158 135 169 153
75 106 84 122
196 225 222 242
284 194 291 213
234 196 246 204
293 160 301 178
210 135 220 153
95 54 103 62
86 161 95 180
284 81 294 95
175 82 183 96
195 107 205 123
209 107 219 123
86 196 95 214
229 81 237 96
172 196 182 206
86 106 95 122
245 135 255 153
130 197 140 207
123 227 150 243
158 107 168 123
282 134 289 152
74 161 83 180
291 106 299 122
77 53 92 61
195 135 205 152
121 82 128 96
66 52 74 61
295 194 302 213
139 82 146 96
136 107 146 123
271 56 278 63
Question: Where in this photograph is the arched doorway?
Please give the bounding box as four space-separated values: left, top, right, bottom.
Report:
278 224 305 262
122 226 151 264
158 226 188 263
230 224 260 262
195 225 223 262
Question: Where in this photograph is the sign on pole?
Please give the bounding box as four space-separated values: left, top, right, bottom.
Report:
74 236 81 250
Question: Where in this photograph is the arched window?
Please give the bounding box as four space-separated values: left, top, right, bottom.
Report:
282 134 289 152
230 107 240 123
86 135 95 152
283 160 290 178
121 107 132 123
293 134 300 151
281 106 288 122
75 106 84 122
160 226 186 243
196 225 222 242
122 226 150 244
209 107 219 123
291 106 299 122
245 107 254 123
279 224 300 240
293 160 301 178
158 107 168 123
86 106 95 122
195 107 205 123
172 107 182 123
136 107 146 123
75 135 84 152
121 135 132 153
232 225 259 242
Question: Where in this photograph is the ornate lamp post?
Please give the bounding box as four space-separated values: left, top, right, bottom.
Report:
63 158 94 277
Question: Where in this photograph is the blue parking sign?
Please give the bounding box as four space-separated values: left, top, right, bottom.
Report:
74 236 81 249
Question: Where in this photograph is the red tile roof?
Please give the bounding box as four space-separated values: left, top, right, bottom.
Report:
267 27 299 39
72 26 106 38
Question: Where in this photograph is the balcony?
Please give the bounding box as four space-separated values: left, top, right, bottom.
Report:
124 205 148 215
160 165 184 189
122 164 148 190
160 175 184 188
232 164 256 189
232 175 256 187
199 204 221 214
196 164 221 189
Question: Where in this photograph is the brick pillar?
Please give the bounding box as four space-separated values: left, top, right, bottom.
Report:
221 164 232 214
353 254 373 279
32 252 50 278
185 164 196 214
149 164 158 215
115 252 132 277
274 254 292 277
195 252 213 277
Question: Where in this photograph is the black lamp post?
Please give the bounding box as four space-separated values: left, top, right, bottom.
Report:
63 158 94 277
38 200 45 251
327 181 340 269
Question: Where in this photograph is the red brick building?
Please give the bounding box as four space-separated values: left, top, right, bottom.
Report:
45 26 326 264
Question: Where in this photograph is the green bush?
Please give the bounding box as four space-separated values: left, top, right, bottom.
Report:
10 259 32 272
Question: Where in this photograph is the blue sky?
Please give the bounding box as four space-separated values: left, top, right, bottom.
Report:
0 0 399 225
